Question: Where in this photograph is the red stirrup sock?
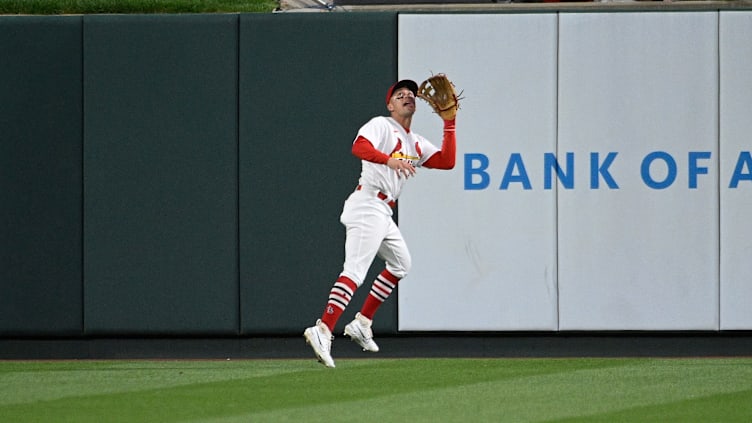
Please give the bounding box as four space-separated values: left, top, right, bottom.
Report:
320 276 358 332
360 270 400 320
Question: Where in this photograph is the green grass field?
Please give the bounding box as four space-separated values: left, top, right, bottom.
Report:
1 358 751 422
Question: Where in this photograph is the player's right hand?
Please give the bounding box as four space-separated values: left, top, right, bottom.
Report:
387 158 416 178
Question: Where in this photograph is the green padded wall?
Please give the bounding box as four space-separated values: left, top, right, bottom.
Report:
1 13 402 337
239 13 399 334
0 17 84 335
83 15 239 334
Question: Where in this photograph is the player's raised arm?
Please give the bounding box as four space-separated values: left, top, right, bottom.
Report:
423 119 456 170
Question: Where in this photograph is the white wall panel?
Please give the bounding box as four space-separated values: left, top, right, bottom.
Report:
397 14 559 330
557 13 719 330
720 11 752 330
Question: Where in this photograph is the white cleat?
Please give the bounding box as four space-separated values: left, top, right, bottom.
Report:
304 320 335 368
344 312 380 352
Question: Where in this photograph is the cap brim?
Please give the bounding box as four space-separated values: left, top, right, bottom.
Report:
386 79 418 103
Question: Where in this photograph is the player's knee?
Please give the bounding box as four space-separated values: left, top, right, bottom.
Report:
402 253 412 276
387 256 411 279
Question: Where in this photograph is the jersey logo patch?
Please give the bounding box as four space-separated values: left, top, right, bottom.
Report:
390 138 419 161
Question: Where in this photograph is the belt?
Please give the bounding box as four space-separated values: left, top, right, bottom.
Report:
357 185 396 208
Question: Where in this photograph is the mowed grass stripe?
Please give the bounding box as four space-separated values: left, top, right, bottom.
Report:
0 360 305 406
239 358 752 422
0 358 627 422
554 389 752 423
0 358 750 422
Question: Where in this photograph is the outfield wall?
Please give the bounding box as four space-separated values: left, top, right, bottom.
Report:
1 10 750 337
1 13 397 337
399 11 752 331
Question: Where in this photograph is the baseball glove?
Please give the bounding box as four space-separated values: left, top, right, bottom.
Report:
417 73 461 121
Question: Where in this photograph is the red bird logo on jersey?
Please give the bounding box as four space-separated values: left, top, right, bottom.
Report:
389 137 418 162
390 139 403 156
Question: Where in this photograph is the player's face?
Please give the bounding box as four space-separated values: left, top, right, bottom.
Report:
389 88 416 116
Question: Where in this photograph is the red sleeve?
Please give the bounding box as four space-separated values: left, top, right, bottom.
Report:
352 136 390 164
423 119 456 170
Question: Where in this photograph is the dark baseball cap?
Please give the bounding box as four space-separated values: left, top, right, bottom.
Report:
385 79 418 104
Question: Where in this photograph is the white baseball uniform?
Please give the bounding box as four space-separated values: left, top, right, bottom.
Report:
339 116 440 287
305 80 455 366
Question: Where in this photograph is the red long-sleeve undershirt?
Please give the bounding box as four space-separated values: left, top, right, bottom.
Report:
351 119 456 169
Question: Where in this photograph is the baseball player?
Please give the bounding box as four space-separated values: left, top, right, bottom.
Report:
304 79 457 368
